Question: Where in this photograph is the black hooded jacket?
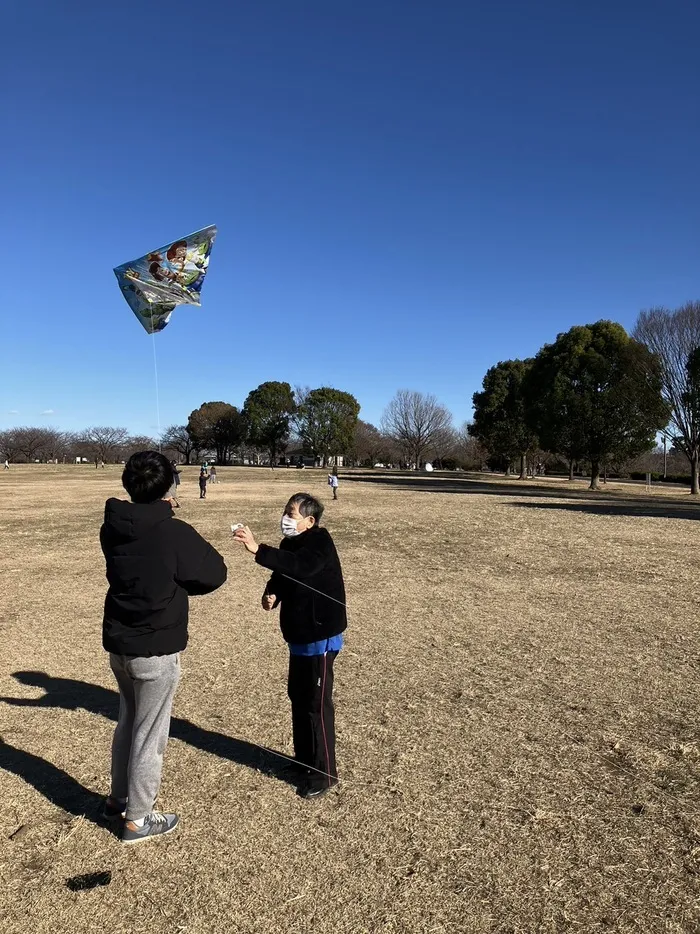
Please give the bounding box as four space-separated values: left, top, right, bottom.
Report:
255 525 347 644
100 498 227 656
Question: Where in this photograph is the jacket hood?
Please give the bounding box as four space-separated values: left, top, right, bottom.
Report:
103 497 172 543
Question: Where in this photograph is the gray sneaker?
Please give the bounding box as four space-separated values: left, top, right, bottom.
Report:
122 811 179 845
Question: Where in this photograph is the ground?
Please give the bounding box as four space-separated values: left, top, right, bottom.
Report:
1 466 699 934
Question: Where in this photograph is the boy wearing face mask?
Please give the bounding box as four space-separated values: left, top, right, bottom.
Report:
233 493 347 799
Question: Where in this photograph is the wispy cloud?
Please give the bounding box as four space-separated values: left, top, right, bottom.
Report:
8 409 18 415
40 409 55 416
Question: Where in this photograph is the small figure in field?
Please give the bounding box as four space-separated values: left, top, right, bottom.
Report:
209 466 217 484
234 493 347 799
166 460 181 508
3 459 8 470
100 451 227 844
199 467 208 499
328 469 339 500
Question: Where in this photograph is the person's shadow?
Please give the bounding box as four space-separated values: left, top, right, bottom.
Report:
0 672 300 822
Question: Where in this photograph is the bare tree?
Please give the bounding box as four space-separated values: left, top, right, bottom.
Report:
634 302 700 493
353 420 389 466
6 427 66 463
78 426 130 464
381 390 453 469
455 423 486 470
160 425 196 464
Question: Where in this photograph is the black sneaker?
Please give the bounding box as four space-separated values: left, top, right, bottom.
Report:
298 777 339 800
102 797 126 820
122 811 179 845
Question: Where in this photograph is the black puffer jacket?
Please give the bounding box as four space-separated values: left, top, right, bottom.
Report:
255 526 347 644
100 498 227 656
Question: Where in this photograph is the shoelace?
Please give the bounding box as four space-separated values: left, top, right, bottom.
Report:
145 811 168 827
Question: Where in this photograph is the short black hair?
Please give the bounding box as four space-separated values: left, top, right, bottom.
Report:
122 451 174 504
287 492 324 524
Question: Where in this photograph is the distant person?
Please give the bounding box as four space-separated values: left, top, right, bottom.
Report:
3 459 8 470
199 467 208 499
100 451 227 843
209 466 217 484
328 469 339 500
166 461 181 508
234 492 347 799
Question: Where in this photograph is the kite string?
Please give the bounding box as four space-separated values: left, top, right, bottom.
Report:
151 322 162 450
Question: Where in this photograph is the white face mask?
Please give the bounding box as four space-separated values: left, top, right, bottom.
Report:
281 514 301 537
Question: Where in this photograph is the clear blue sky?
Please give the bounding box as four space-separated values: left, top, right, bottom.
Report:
2 1 699 436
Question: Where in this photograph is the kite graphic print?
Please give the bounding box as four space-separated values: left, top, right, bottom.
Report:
114 225 217 333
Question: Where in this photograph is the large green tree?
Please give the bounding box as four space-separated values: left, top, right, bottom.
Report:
526 321 668 490
187 402 246 465
242 381 296 467
295 387 360 464
469 360 537 479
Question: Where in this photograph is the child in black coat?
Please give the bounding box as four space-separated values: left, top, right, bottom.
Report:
234 493 346 798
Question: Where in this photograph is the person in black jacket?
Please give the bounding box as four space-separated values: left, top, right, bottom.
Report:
234 492 347 799
101 451 227 844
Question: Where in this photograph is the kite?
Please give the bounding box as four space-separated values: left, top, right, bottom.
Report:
114 225 217 333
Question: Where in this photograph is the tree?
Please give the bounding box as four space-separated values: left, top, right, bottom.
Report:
353 420 389 466
455 423 486 471
187 402 246 465
527 321 668 490
381 390 453 469
294 387 360 465
634 303 700 494
242 381 296 467
469 361 537 479
161 425 197 464
0 427 66 462
78 427 130 463
122 435 158 459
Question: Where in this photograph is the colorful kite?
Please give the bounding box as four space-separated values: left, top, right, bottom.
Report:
114 225 217 333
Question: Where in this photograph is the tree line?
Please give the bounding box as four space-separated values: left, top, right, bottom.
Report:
469 303 700 494
0 383 484 471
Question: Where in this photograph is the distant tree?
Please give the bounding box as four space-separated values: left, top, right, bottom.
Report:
0 430 22 461
122 435 158 459
381 390 453 469
527 321 668 490
455 423 486 471
78 427 130 463
294 387 360 465
161 425 197 464
431 426 459 469
9 427 69 463
634 303 700 493
353 420 389 466
470 361 537 479
242 381 296 467
187 402 245 465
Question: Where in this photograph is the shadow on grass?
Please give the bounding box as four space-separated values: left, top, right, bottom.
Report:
0 673 300 818
0 740 118 831
343 472 700 520
510 500 700 521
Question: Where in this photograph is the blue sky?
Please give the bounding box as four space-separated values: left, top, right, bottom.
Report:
2 1 699 436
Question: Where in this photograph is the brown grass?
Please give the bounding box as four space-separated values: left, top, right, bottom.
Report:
1 466 700 933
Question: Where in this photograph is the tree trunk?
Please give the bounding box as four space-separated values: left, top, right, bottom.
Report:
691 450 700 495
518 453 526 480
589 461 601 491
568 459 575 482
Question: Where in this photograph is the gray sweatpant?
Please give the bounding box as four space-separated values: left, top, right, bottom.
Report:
109 653 181 820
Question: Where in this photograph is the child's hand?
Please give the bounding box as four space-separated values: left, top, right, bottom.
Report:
234 526 259 554
262 593 276 611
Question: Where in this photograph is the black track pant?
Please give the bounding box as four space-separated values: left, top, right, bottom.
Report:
287 650 338 784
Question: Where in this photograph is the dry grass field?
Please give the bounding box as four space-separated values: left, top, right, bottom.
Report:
2 465 700 933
